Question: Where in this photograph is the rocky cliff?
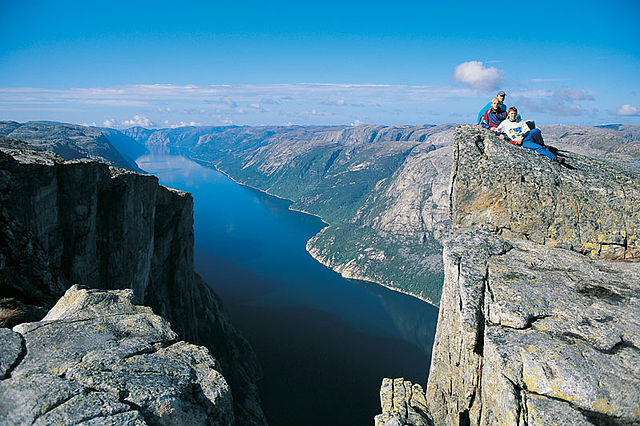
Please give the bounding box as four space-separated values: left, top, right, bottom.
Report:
1 285 234 425
0 143 265 424
376 125 640 425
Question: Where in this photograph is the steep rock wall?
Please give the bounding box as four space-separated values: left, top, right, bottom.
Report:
0 147 265 425
425 126 640 425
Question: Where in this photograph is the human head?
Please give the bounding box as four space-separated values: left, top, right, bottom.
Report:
497 91 506 102
490 98 500 111
507 106 518 121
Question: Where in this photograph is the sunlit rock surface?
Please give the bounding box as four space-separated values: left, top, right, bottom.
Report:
0 285 234 425
425 126 640 425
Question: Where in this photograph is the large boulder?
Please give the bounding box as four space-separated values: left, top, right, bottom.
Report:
0 285 234 425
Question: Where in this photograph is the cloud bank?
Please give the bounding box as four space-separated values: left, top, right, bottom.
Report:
617 104 640 116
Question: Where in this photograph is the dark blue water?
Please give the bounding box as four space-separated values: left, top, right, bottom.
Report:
136 154 439 425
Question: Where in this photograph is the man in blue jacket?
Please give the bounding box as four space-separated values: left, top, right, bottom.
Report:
477 91 507 123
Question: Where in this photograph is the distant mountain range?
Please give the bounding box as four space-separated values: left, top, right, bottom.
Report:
0 121 145 172
118 122 640 304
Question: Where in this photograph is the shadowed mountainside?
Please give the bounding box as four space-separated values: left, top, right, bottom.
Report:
0 138 266 424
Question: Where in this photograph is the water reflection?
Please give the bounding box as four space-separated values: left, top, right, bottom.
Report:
136 153 439 425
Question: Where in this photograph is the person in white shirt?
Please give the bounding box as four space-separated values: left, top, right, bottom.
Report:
494 107 562 162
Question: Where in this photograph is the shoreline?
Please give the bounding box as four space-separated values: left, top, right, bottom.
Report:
187 153 439 308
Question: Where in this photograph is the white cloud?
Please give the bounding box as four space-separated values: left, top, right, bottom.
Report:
102 119 116 127
248 103 260 109
453 61 504 91
170 121 200 128
617 104 640 116
122 114 153 127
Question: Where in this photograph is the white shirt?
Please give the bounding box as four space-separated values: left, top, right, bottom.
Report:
496 119 530 141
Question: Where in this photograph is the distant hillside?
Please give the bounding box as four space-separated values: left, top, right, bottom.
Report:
117 123 640 304
96 127 149 164
120 124 457 303
0 121 141 171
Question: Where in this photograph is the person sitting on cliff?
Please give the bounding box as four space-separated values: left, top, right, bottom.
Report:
479 98 506 130
495 107 564 163
477 91 507 124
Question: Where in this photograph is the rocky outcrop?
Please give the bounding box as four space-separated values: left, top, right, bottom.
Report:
0 285 234 425
451 125 640 260
423 125 640 425
0 121 140 171
374 378 432 426
0 146 265 424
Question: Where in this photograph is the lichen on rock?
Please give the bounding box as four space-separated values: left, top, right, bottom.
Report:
0 285 234 425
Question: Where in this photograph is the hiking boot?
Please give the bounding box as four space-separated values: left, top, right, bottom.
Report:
554 157 565 164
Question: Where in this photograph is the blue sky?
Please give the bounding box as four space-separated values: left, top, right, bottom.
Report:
1 0 639 128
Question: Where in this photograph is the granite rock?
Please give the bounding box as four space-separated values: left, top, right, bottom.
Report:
424 125 640 425
0 285 233 425
451 125 640 260
374 378 433 426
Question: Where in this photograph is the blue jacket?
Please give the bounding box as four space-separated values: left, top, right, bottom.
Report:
477 101 506 124
480 109 506 129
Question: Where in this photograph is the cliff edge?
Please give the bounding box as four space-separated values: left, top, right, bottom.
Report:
377 125 640 425
0 143 265 424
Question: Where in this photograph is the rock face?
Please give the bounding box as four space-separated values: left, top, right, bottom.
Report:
374 378 433 426
451 125 640 260
0 145 265 424
0 285 234 425
424 125 640 425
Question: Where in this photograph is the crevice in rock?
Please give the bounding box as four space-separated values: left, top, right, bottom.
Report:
116 390 148 423
4 331 26 379
34 391 80 420
459 409 471 426
473 135 485 155
473 267 487 356
524 314 550 329
604 339 639 355
505 377 525 424
524 388 631 426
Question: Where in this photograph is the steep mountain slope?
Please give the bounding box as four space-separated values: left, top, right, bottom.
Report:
124 124 457 303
